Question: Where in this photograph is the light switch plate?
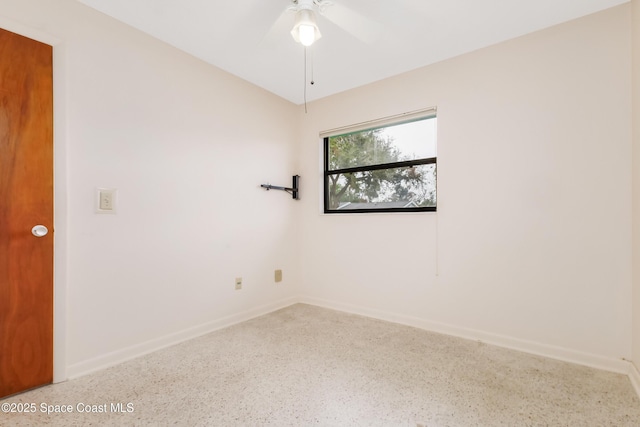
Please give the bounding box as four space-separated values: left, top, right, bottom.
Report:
96 188 117 214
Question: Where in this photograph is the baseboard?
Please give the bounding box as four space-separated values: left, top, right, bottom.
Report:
629 362 640 399
66 294 636 395
66 297 298 379
299 296 630 375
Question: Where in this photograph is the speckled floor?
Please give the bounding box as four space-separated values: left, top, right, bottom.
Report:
2 304 640 426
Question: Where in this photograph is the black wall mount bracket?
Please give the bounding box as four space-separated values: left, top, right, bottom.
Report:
261 175 300 200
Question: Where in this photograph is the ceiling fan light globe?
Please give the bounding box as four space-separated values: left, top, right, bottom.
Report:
299 25 316 46
291 9 322 46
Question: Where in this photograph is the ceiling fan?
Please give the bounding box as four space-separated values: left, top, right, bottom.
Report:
263 0 382 47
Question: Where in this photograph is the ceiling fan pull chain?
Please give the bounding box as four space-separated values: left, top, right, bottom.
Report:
310 46 315 86
304 47 308 114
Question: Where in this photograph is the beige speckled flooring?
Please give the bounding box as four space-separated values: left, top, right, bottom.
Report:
2 304 640 426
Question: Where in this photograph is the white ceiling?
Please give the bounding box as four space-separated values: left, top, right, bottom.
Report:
77 0 628 105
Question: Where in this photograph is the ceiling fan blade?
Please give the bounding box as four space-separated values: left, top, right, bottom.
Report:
259 8 295 49
321 3 382 44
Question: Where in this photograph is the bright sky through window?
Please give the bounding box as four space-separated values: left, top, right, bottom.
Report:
379 119 437 160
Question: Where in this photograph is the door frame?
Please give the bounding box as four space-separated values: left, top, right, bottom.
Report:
0 17 67 384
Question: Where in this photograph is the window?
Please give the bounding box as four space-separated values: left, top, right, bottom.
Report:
323 112 437 213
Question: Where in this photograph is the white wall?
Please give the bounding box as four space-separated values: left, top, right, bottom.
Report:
0 0 300 378
633 0 640 373
0 0 634 381
298 5 632 369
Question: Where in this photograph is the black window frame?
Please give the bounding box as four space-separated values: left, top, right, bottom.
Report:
323 116 437 214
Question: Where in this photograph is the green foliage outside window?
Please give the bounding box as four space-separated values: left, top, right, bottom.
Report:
325 118 437 212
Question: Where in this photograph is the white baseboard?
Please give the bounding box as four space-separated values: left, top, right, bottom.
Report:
66 294 639 401
629 362 640 398
299 296 630 375
66 297 298 379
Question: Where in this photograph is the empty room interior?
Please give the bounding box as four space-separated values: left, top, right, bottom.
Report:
3 0 640 424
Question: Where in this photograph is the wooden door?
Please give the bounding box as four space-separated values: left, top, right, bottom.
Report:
0 27 54 398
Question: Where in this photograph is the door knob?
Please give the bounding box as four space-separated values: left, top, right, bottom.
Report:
31 225 49 237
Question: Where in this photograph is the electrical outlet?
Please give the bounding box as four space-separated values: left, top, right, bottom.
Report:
96 188 117 214
235 277 242 290
99 190 114 210
274 269 282 283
